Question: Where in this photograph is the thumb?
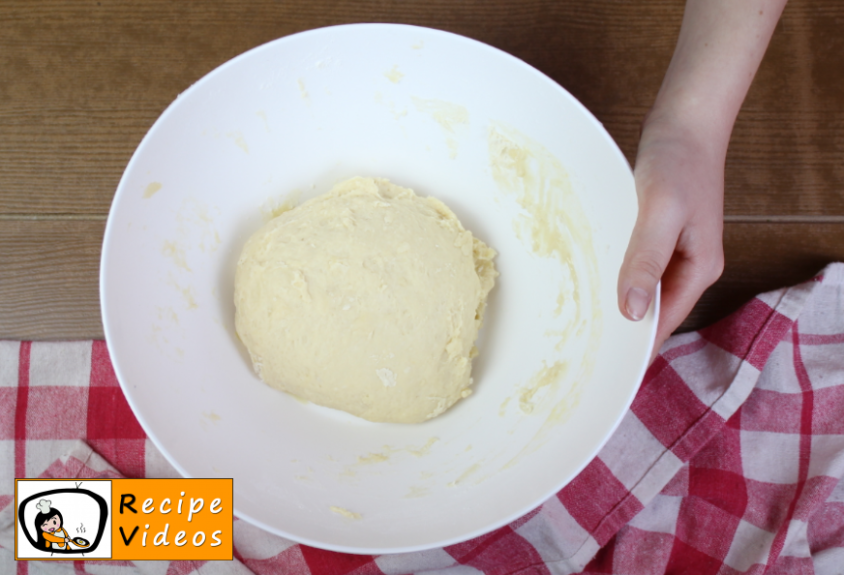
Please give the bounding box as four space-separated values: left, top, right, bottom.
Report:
617 210 681 322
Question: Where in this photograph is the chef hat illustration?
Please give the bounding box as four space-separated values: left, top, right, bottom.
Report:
36 499 52 515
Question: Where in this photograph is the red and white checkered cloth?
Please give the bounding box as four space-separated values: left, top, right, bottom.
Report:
2 263 844 575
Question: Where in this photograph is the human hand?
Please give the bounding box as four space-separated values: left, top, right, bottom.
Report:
618 0 788 361
617 111 725 359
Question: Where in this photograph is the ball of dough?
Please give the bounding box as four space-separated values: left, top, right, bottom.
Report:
234 176 497 423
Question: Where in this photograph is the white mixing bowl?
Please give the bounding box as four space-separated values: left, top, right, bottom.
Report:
101 23 657 554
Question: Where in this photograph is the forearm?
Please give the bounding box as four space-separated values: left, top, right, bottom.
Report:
648 0 788 152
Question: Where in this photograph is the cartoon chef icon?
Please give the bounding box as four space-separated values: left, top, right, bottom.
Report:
34 499 71 550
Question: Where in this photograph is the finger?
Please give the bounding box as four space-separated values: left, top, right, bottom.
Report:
653 246 724 355
647 269 706 363
617 204 684 323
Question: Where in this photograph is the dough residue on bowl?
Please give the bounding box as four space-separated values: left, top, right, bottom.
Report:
234 176 497 423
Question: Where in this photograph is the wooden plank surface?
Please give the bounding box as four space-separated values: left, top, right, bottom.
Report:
0 219 105 339
680 222 844 333
1 220 840 339
2 0 843 215
1 0 843 339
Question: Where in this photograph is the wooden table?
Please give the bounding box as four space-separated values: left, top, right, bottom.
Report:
2 0 842 340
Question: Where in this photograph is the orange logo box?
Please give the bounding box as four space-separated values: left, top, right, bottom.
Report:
111 479 233 561
15 478 233 561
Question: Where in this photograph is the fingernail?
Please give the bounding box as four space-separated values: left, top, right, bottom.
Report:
625 287 650 321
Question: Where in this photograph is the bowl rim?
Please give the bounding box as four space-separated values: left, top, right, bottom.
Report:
100 22 659 554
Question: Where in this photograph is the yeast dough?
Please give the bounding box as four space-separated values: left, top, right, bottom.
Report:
234 177 497 423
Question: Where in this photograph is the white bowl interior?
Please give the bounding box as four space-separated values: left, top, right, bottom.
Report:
101 24 656 553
